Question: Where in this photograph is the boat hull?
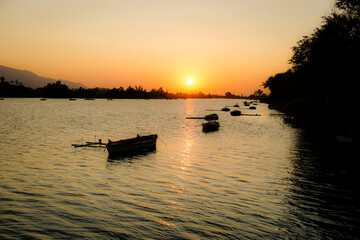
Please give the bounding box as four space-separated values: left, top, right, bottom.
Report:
204 113 219 120
230 110 241 116
106 134 158 156
202 121 220 133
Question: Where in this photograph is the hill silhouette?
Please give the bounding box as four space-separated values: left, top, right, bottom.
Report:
0 65 86 89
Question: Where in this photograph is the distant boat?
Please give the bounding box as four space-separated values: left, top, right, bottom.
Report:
243 101 250 106
249 106 256 110
107 98 113 100
221 107 230 111
202 121 220 132
40 98 46 101
234 103 239 107
186 113 218 121
204 113 219 121
84 98 95 100
69 98 76 101
106 134 158 156
230 110 241 116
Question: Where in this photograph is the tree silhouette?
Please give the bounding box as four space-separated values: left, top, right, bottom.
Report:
38 81 72 98
263 0 360 138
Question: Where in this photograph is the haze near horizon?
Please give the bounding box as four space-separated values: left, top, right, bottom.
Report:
0 0 333 95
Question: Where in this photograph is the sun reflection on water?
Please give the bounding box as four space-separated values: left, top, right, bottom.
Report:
180 99 195 171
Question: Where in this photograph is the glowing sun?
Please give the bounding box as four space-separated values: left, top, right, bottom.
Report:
187 78 193 85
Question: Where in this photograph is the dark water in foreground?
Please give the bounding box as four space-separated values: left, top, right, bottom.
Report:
0 98 359 239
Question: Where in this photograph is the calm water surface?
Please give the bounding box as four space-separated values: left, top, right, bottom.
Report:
1 98 359 239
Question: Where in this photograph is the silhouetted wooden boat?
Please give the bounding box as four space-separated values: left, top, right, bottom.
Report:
107 134 158 156
249 106 256 110
234 103 239 107
205 113 219 120
40 98 46 101
243 101 250 106
107 98 113 100
186 113 218 121
69 98 76 101
202 121 220 132
230 110 241 116
221 107 230 111
84 98 95 100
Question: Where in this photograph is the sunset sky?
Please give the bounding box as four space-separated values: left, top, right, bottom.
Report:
1 0 333 95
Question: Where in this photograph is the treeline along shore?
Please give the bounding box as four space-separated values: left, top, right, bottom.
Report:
262 0 360 148
0 78 173 99
0 77 265 100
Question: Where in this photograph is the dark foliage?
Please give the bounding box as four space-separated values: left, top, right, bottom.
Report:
0 77 35 97
37 81 72 98
263 0 360 141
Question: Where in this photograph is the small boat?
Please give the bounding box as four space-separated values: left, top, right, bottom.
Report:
243 101 250 106
69 98 76 101
107 134 158 156
234 103 239 107
107 98 113 100
204 113 219 121
221 107 230 111
40 98 46 101
186 113 218 121
84 98 95 100
202 121 220 132
249 106 256 110
230 110 241 116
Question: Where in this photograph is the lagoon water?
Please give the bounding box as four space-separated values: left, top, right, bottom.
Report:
0 98 359 239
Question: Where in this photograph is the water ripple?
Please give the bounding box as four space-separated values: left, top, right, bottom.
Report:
1 99 359 239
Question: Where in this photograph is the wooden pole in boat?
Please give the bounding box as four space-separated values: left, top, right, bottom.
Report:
240 114 261 116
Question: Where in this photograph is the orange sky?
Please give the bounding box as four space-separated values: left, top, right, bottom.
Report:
0 0 333 95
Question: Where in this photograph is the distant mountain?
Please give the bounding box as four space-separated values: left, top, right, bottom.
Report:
0 65 87 89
